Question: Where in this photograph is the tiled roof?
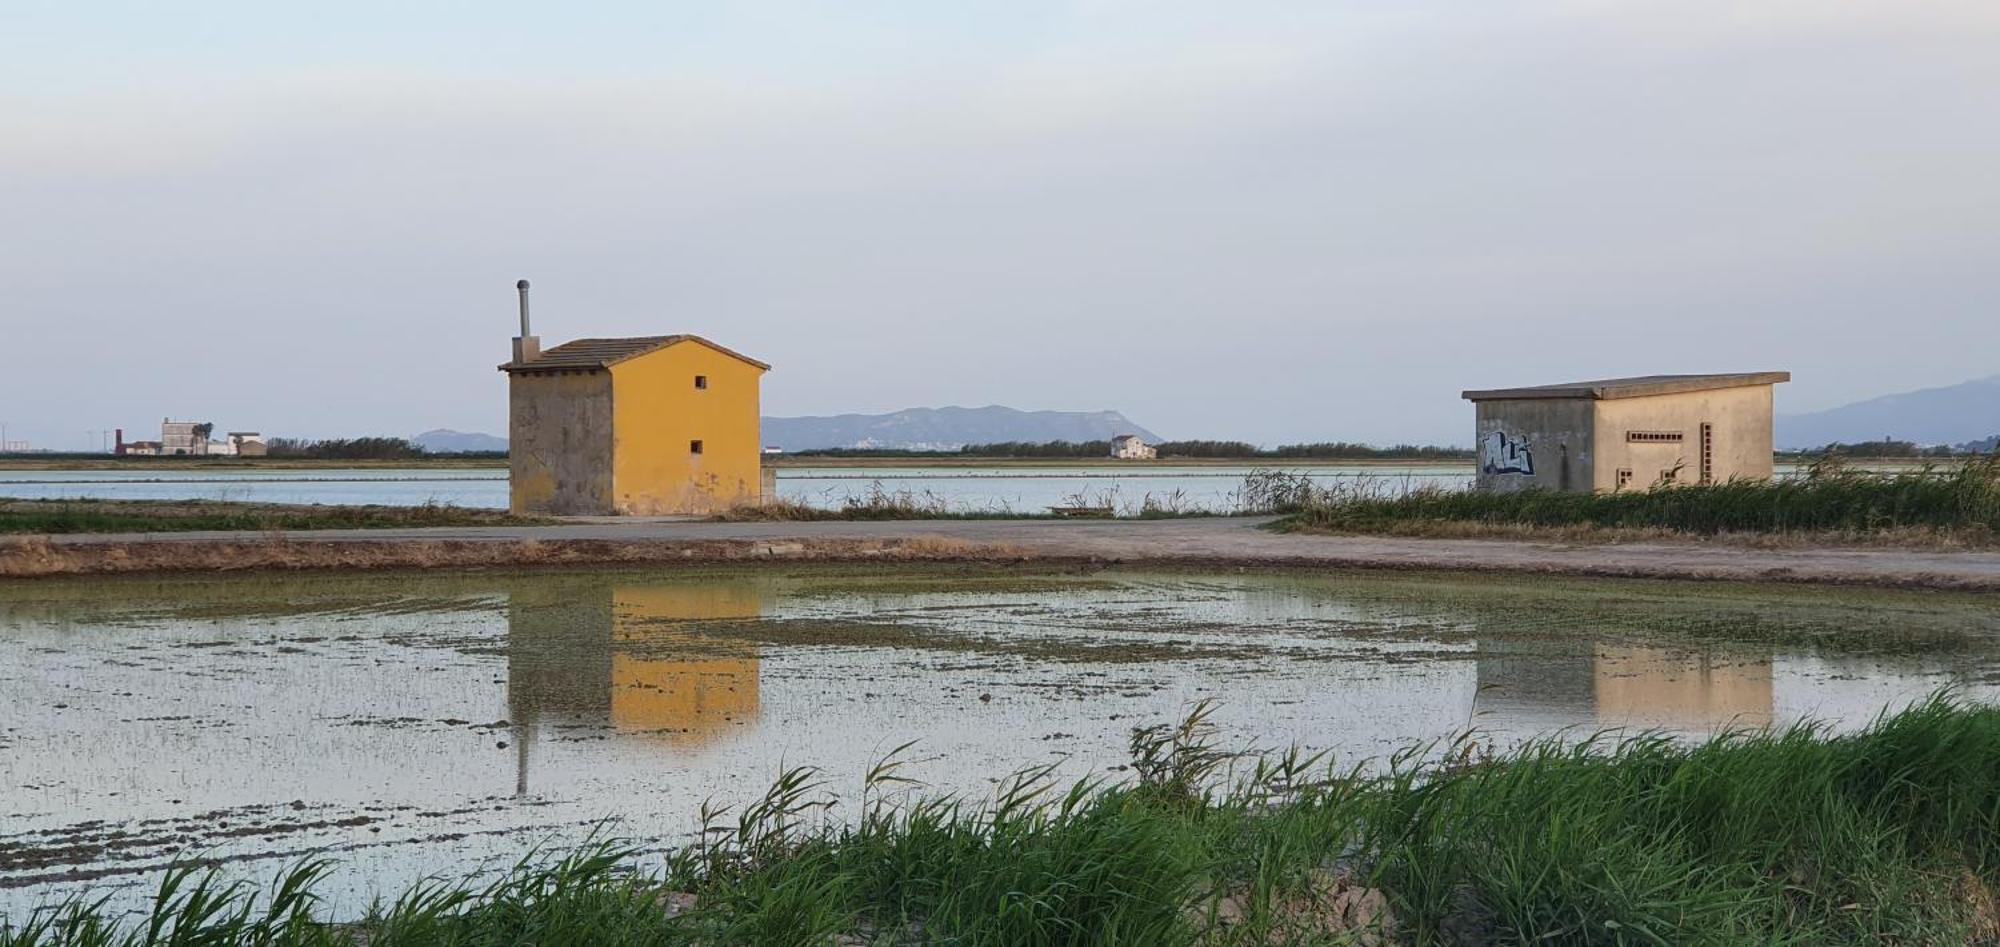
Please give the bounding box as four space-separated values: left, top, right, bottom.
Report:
499 335 770 373
1462 372 1790 401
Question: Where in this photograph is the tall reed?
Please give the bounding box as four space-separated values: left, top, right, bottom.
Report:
1282 457 2000 537
8 697 1999 945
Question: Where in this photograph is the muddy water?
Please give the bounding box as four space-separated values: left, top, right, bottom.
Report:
3 566 1997 919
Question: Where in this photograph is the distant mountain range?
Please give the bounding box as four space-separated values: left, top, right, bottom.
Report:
411 429 509 453
410 407 1163 454
760 406 1163 452
1777 375 2000 449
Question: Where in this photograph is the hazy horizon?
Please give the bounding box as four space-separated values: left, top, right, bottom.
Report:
6 2 1997 451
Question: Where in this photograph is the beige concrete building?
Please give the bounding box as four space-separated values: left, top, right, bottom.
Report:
1461 372 1789 492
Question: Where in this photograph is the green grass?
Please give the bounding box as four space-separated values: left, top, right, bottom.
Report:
721 483 1222 521
7 696 1999 945
0 499 541 534
1276 457 2000 538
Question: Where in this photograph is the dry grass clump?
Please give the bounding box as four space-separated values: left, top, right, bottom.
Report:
0 535 1024 579
0 498 540 535
718 485 996 522
724 482 1220 521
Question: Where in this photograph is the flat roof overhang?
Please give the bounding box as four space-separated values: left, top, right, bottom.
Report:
1462 371 1791 402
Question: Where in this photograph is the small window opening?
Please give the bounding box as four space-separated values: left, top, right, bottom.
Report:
1626 431 1684 443
694 375 708 390
1616 468 1634 490
690 440 704 455
1659 468 1678 486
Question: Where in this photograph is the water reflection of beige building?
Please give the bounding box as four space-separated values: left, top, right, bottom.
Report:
1595 647 1772 729
507 580 763 792
1474 640 1773 730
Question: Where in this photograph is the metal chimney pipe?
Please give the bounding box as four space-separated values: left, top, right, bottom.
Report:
516 279 531 337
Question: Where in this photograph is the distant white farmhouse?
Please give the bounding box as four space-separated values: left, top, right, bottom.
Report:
139 422 266 457
1109 434 1157 460
228 432 268 457
160 419 214 456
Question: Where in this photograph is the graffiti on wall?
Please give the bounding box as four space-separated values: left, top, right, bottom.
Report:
1481 431 1535 476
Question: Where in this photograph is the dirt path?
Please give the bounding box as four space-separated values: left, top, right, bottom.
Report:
8 518 2000 589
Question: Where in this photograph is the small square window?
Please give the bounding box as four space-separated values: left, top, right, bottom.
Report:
1616 468 1633 490
694 375 708 390
690 440 704 455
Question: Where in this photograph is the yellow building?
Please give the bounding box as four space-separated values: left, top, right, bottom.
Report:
499 285 770 515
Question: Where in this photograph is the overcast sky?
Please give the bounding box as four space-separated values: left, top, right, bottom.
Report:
4 1 1996 449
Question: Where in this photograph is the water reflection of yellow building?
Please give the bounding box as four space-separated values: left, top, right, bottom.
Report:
1594 647 1772 729
606 586 761 740
506 579 764 792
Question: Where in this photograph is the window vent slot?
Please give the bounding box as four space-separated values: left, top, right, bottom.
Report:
1699 422 1714 484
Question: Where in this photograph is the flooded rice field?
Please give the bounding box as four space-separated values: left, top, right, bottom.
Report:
3 565 1997 919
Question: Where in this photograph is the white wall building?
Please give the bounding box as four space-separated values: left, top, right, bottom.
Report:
160 419 215 456
1109 434 1157 460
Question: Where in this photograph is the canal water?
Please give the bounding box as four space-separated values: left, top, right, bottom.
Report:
0 465 1467 512
2 565 1996 919
0 462 1904 513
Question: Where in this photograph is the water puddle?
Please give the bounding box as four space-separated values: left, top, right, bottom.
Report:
2 566 1996 918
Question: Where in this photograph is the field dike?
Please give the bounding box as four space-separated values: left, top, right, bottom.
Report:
6 530 2000 590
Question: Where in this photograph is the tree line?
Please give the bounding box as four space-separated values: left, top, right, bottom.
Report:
162 434 2000 462
264 437 431 460
1786 438 1997 459
799 440 1475 460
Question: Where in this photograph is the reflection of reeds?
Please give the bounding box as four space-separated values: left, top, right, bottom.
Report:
12 695 1999 944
